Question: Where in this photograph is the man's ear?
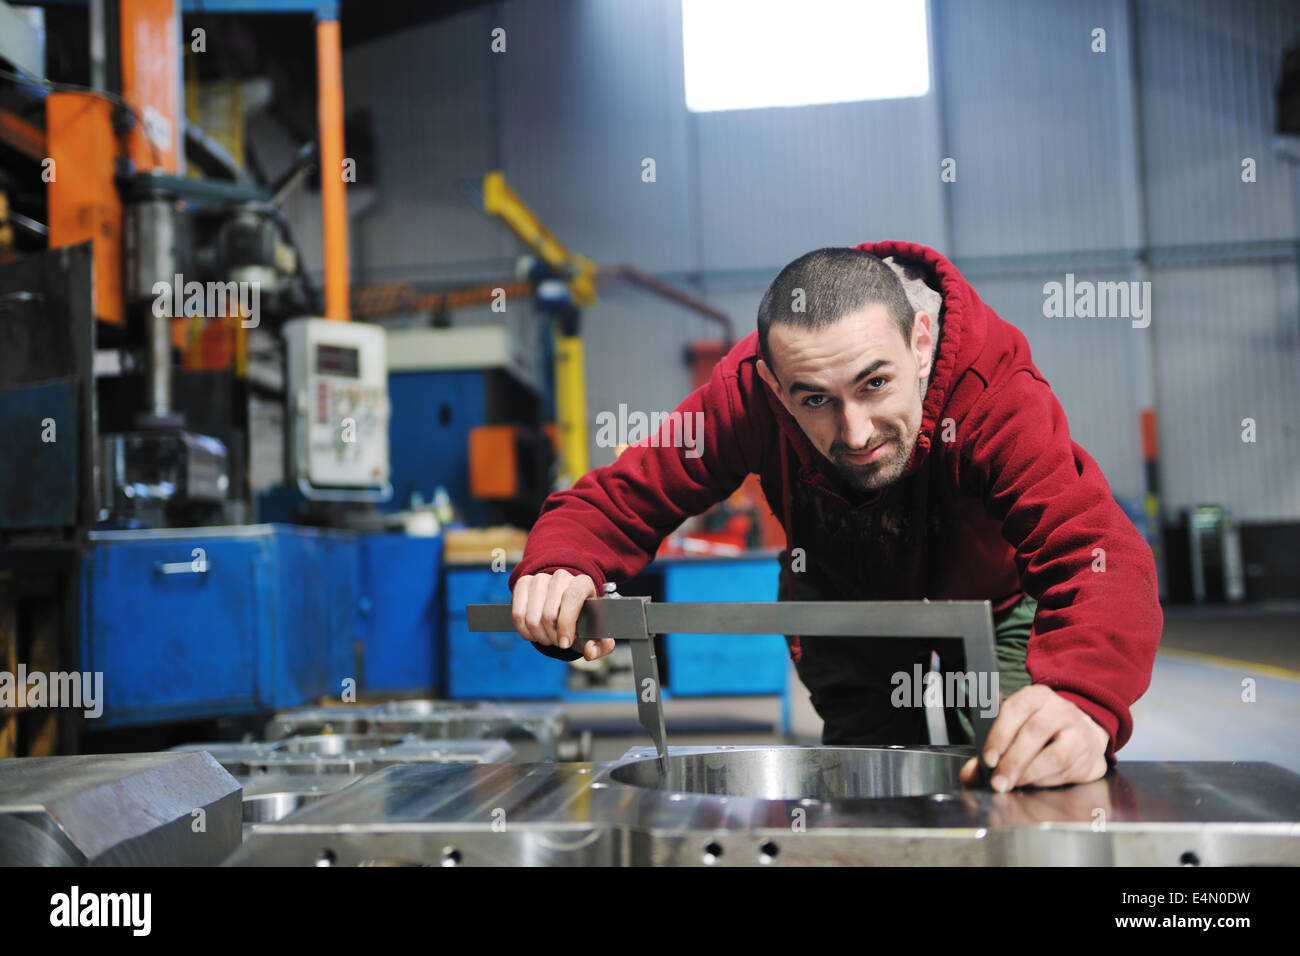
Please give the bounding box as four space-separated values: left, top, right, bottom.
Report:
911 310 934 380
756 357 786 402
756 357 798 418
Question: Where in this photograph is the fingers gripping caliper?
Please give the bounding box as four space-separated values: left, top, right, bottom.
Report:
468 592 669 771
466 596 1000 786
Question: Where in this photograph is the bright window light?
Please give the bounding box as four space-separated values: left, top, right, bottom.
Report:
682 0 930 113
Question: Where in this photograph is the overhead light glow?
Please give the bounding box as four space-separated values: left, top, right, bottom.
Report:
682 0 931 113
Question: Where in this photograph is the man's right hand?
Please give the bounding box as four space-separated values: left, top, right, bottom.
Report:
510 570 616 661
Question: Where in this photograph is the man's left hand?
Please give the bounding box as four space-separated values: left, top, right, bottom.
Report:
958 684 1110 791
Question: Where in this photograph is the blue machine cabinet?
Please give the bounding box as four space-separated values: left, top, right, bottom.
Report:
441 554 788 704
660 556 787 696
355 532 442 693
81 524 358 726
385 370 488 522
443 564 566 699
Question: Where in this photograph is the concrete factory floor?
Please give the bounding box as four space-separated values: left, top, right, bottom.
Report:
532 603 1300 775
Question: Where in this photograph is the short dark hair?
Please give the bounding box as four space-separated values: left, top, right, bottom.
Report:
757 248 915 378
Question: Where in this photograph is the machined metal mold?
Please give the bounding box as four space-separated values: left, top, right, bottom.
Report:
172 735 515 777
263 700 568 759
226 745 1300 867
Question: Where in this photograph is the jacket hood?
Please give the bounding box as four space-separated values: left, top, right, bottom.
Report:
757 240 990 491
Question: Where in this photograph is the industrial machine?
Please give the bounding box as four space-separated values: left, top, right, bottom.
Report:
383 318 552 527
0 0 362 756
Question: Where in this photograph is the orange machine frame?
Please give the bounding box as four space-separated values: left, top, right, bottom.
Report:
46 1 349 334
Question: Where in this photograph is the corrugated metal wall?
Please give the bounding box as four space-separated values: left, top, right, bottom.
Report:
290 0 1298 517
1137 0 1300 521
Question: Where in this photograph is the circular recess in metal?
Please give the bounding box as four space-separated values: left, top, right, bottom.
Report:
242 790 329 823
607 747 967 800
379 700 467 717
280 734 408 755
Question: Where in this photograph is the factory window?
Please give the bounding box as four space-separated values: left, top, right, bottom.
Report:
681 0 931 113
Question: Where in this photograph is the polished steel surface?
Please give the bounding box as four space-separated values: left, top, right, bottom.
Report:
0 751 241 866
262 700 567 759
243 790 327 823
280 734 410 755
467 599 998 782
172 736 515 776
237 773 363 842
226 745 1300 866
609 746 967 799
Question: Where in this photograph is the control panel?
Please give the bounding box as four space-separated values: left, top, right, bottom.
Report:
283 318 391 500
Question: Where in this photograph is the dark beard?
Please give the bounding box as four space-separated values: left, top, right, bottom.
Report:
830 434 913 493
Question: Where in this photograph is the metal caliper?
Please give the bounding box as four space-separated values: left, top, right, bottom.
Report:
467 596 999 785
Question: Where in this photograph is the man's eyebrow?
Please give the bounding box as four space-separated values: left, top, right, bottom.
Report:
788 360 893 395
854 359 892 382
788 380 826 395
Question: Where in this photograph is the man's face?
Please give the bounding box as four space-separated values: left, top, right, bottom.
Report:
756 304 933 494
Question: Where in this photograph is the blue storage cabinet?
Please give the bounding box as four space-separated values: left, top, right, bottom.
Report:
80 530 263 725
443 565 566 699
661 557 787 695
356 532 442 694
266 528 357 708
80 525 357 726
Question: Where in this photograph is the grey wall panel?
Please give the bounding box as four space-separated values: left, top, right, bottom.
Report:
1150 260 1300 522
341 8 508 282
692 95 948 272
939 0 1133 258
1138 0 1300 246
583 287 713 468
497 0 695 274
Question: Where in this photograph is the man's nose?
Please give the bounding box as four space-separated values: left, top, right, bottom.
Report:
840 401 875 450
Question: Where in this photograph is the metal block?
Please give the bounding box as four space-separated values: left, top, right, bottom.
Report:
227 746 1300 867
238 773 363 844
239 773 362 825
0 751 241 866
172 734 515 777
263 699 567 759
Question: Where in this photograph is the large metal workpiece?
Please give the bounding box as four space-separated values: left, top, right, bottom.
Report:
226 744 1300 866
0 751 241 866
263 699 569 760
173 735 515 777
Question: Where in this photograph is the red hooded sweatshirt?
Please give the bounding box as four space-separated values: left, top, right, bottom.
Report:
509 240 1162 761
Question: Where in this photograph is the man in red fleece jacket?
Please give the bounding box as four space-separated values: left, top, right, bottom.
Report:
507 241 1162 791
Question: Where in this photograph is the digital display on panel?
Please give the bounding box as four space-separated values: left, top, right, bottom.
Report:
316 343 360 377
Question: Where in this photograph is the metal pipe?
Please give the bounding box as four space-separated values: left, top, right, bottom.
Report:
316 17 350 320
598 264 734 343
